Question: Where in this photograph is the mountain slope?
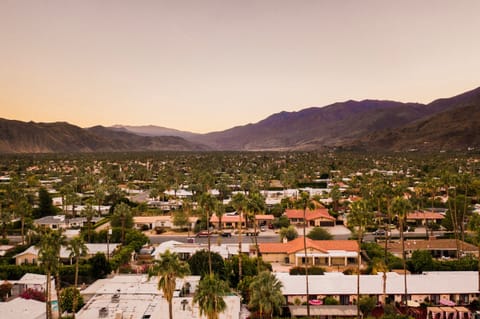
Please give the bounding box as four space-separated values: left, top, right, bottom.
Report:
192 100 428 150
110 125 200 140
0 119 208 153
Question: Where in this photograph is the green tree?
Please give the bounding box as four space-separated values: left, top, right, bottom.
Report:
279 225 298 242
60 287 84 314
198 193 217 275
349 199 374 319
294 191 315 318
231 192 247 283
391 196 412 305
111 202 133 244
35 187 57 218
359 295 377 317
88 253 111 279
173 209 189 230
188 250 226 280
67 236 87 318
246 191 266 271
82 203 96 243
193 274 230 319
307 227 333 240
149 250 190 319
248 271 285 319
408 250 434 274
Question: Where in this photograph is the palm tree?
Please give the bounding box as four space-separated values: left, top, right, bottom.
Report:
17 197 32 245
248 271 285 319
67 236 87 319
193 274 230 319
294 191 315 317
391 196 412 306
36 229 59 319
371 258 389 307
112 202 132 244
82 203 96 243
349 199 373 319
198 193 217 275
246 191 266 271
148 250 190 319
231 192 247 283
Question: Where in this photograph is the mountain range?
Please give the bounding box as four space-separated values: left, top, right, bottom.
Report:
1 86 479 153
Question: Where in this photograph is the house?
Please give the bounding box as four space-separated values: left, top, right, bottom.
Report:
0 296 45 319
285 208 336 227
8 273 56 304
387 239 478 259
13 243 120 265
152 240 250 261
406 210 445 226
276 271 479 309
257 237 358 270
209 213 246 229
133 215 198 231
34 215 103 230
77 274 241 319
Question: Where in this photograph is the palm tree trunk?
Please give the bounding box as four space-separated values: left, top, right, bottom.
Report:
238 212 243 283
400 219 407 306
382 271 387 306
207 210 212 275
357 228 362 319
303 208 310 317
56 270 62 319
253 216 260 271
47 271 52 319
168 300 173 319
21 217 25 245
72 258 79 319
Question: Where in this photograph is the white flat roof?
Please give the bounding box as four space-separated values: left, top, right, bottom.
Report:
277 271 480 295
0 297 45 319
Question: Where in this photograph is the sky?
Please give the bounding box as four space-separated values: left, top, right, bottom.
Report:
1 0 480 133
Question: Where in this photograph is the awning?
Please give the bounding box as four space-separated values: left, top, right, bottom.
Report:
289 305 359 317
440 299 456 306
407 300 421 307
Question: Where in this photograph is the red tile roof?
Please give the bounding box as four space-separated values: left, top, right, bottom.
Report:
285 208 335 221
210 214 245 223
407 211 445 220
258 237 358 254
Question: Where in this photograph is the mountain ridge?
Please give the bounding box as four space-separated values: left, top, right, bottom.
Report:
1 85 479 153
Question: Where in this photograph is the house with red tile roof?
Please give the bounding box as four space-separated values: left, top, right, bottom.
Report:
285 208 336 227
406 210 444 226
209 213 246 229
258 237 359 270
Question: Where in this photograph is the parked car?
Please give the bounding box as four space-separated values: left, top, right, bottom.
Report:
373 229 386 236
221 231 232 237
260 226 266 232
196 231 212 237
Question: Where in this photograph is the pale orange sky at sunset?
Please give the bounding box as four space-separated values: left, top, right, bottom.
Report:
1 0 479 133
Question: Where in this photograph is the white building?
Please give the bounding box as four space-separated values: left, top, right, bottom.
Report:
77 274 241 319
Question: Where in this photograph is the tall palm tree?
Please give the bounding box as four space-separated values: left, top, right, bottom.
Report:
37 229 59 319
248 271 285 319
231 192 247 283
193 274 230 319
82 203 96 243
391 196 412 306
149 250 190 319
199 193 217 275
246 191 266 271
52 229 67 319
371 258 389 307
67 236 88 319
112 202 132 244
349 199 373 319
294 191 315 317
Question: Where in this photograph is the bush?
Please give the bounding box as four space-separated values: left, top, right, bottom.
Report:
289 266 325 275
20 288 46 302
60 287 84 313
